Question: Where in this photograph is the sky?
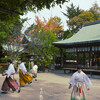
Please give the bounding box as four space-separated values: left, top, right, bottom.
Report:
21 0 100 33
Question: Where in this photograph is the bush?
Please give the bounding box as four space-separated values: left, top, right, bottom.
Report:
0 65 8 71
0 57 10 72
0 57 10 63
0 66 3 69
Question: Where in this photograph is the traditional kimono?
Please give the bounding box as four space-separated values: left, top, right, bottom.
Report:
19 62 33 86
69 71 92 100
32 65 38 78
1 64 19 92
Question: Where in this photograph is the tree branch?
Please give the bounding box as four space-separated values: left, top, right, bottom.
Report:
0 6 23 15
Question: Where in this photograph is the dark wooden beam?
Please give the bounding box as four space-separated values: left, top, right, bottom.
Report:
60 48 64 68
76 48 79 65
83 52 86 67
89 47 92 68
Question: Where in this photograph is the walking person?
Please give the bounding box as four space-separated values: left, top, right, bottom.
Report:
32 61 38 81
69 65 92 100
19 60 33 87
1 60 19 93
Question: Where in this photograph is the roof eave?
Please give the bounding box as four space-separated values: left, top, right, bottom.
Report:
53 40 100 48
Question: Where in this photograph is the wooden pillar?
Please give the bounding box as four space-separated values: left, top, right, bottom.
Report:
83 52 86 67
89 51 91 68
53 53 56 69
53 52 55 70
92 52 95 66
89 47 92 68
76 51 79 65
97 52 99 68
29 61 30 71
60 48 64 68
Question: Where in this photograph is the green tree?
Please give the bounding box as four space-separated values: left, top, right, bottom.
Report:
89 2 100 20
62 3 81 20
0 21 12 43
11 18 27 34
0 18 27 63
62 3 82 38
24 24 34 34
26 16 64 70
2 33 24 61
28 28 59 71
0 0 68 21
0 17 27 45
67 10 94 32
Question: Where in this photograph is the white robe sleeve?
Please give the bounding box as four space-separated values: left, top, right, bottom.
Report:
5 64 15 79
69 72 76 87
23 64 27 74
19 63 27 75
32 65 34 71
83 74 92 88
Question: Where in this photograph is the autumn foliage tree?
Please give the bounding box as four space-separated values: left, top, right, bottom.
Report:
2 32 24 62
89 2 100 20
30 16 64 38
67 10 94 32
28 16 64 70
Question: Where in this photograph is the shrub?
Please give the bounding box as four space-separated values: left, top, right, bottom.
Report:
0 57 10 63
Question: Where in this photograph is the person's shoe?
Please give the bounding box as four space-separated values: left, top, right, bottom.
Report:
18 89 21 93
18 87 21 93
28 81 32 84
32 76 35 78
1 91 8 94
20 85 25 87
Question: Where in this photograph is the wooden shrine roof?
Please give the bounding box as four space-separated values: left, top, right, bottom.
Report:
53 20 100 48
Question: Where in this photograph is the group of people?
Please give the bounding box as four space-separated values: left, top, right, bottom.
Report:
1 59 38 93
1 60 92 100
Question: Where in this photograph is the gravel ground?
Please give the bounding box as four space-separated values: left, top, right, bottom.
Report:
0 71 100 100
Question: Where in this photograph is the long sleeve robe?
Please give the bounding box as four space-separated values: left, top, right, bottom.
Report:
5 64 15 79
19 62 27 74
69 71 92 89
32 65 38 73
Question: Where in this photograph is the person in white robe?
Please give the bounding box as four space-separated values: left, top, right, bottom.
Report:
19 60 33 86
19 62 27 75
32 61 38 81
69 65 92 100
1 60 19 92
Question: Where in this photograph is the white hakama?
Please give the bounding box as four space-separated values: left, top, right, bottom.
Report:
69 71 92 100
32 65 38 78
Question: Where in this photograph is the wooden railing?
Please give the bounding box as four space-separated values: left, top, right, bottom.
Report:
63 67 100 76
0 63 7 66
63 64 100 69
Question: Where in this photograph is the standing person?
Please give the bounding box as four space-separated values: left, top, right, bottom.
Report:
32 61 38 81
69 65 92 100
19 60 33 87
1 60 19 93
